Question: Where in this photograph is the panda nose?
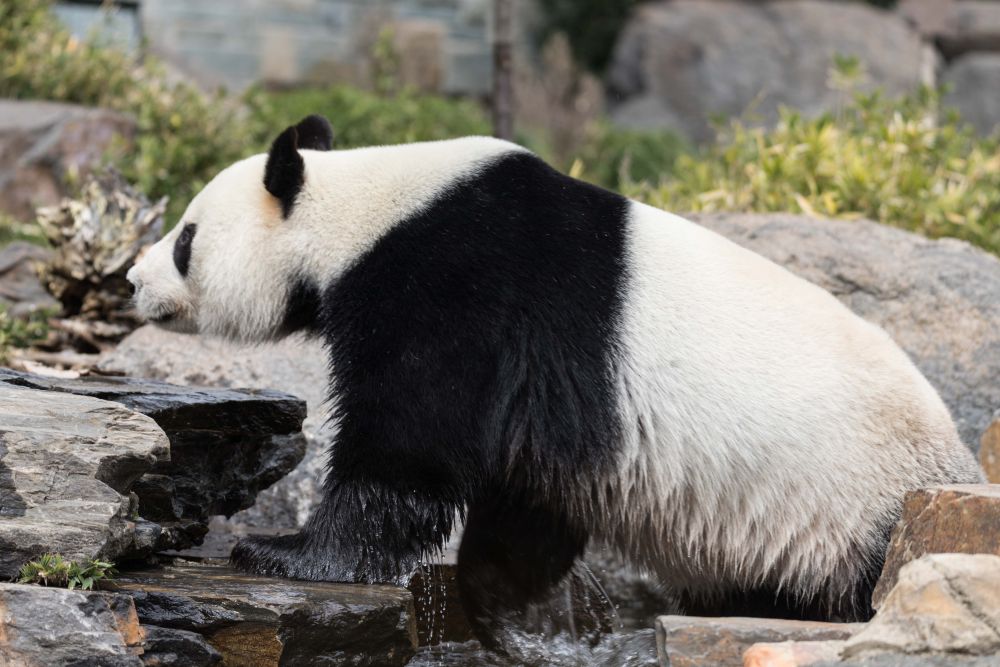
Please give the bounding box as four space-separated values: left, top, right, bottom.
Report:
126 267 141 295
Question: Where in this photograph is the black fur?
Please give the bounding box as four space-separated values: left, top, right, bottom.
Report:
294 114 334 151
172 223 196 278
263 115 334 218
280 277 322 336
232 151 630 646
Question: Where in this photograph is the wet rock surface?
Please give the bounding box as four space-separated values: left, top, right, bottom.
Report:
0 368 307 553
0 582 145 667
699 213 1000 451
872 485 1000 608
139 626 222 667
655 616 862 667
0 383 168 578
113 562 417 666
98 327 329 532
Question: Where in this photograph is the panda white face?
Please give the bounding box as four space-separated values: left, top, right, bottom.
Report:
127 153 295 341
127 114 519 343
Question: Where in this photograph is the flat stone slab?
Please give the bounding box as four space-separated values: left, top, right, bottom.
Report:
0 385 168 578
0 583 145 667
872 484 1000 609
655 616 863 667
0 368 307 553
113 562 417 666
848 554 1000 660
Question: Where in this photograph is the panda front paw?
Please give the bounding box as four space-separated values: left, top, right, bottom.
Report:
230 533 352 582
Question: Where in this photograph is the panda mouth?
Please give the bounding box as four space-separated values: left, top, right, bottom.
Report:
150 310 177 324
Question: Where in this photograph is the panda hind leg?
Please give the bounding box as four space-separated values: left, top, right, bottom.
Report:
457 496 588 651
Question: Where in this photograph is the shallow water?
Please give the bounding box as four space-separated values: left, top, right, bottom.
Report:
407 555 665 666
407 630 659 667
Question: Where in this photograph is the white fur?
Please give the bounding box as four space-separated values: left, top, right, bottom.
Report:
599 202 981 604
129 137 526 341
130 138 981 607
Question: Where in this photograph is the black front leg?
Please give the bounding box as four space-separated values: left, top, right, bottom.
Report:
231 479 456 584
458 496 588 650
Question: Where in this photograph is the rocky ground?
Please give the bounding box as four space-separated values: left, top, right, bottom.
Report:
2 212 1000 665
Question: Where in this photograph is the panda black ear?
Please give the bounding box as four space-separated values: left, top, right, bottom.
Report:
294 114 334 151
264 125 305 218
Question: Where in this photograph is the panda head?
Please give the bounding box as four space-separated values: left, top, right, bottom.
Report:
127 115 334 342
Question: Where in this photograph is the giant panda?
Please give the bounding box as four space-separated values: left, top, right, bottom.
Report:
127 114 983 646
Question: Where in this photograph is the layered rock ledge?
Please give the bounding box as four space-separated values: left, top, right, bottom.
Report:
0 368 307 569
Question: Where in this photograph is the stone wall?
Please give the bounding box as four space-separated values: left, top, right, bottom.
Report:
136 0 496 95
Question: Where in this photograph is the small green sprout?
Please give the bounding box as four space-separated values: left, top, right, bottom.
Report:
17 554 117 591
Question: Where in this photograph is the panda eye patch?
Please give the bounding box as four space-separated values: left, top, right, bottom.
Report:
173 223 197 278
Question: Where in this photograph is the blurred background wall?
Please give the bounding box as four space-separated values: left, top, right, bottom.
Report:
50 0 1000 140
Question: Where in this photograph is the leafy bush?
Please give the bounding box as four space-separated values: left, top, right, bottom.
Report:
18 554 116 591
0 0 249 224
247 85 491 149
570 122 687 191
626 87 1000 254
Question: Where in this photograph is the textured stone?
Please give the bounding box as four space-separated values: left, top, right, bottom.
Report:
872 485 1000 609
0 583 145 666
846 554 1000 658
981 415 1000 483
140 626 222 667
98 327 327 533
607 1 924 142
743 640 844 667
115 562 417 666
0 242 59 318
899 0 957 38
939 1 1000 59
655 616 862 667
0 368 307 553
0 384 168 579
698 213 1000 451
944 53 1000 135
0 100 135 221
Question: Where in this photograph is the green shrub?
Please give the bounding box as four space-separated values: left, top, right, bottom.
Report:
570 122 687 191
0 303 51 363
0 213 47 247
0 0 249 225
247 85 491 149
626 87 1000 254
18 554 116 591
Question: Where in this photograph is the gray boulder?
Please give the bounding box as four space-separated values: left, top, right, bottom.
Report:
0 368 307 558
944 53 1000 135
607 0 925 143
117 562 417 666
697 213 1000 451
938 0 1000 59
98 330 330 531
0 242 59 318
0 384 167 578
0 100 135 221
0 583 146 666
